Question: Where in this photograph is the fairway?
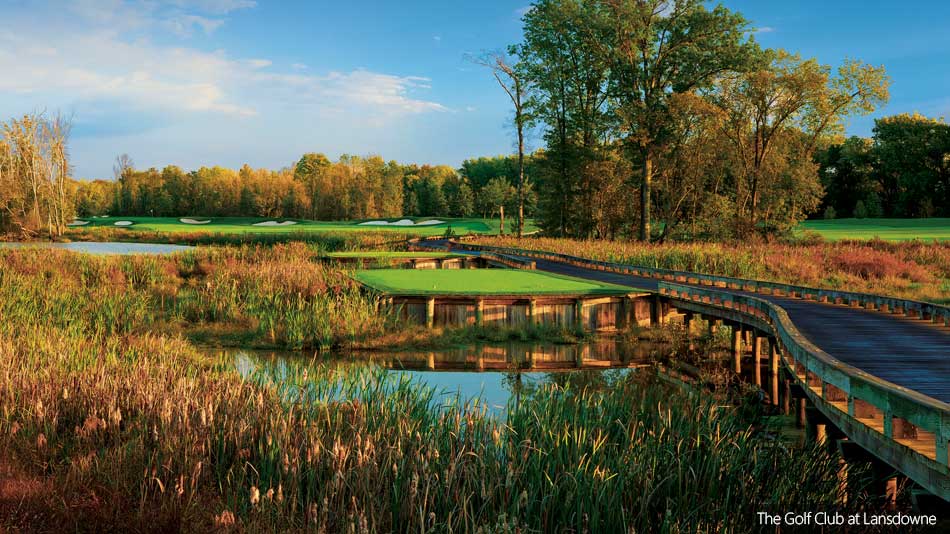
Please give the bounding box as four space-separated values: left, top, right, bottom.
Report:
799 218 950 241
353 269 632 296
69 216 538 236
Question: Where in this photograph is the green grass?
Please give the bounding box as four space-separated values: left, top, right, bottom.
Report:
800 218 950 241
323 251 461 258
71 216 538 236
353 269 633 296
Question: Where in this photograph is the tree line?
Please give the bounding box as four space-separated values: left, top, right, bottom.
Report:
70 153 537 223
485 0 890 241
817 113 950 219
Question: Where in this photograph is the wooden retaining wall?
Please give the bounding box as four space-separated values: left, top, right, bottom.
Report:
389 293 654 332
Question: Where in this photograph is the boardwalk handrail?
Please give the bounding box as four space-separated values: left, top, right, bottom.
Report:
658 281 950 499
450 241 950 326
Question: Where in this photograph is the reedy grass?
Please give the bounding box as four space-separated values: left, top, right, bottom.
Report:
1 327 871 532
478 236 950 304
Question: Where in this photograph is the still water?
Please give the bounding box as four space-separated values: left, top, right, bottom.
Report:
0 241 194 255
214 340 657 412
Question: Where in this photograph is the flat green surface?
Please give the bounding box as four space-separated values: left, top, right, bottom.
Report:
69 216 538 236
354 269 632 296
799 218 950 241
324 251 461 258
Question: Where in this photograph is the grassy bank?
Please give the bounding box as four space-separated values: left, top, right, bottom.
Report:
800 218 950 242
475 236 950 304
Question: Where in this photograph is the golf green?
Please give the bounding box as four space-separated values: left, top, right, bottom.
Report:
353 269 632 296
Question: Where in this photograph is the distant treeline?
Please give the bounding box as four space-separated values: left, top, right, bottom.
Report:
74 154 538 221
816 113 950 220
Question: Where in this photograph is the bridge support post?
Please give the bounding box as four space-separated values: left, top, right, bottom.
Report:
475 299 484 326
683 312 695 350
426 351 435 370
782 375 792 415
753 335 764 386
732 326 743 375
426 298 436 328
527 298 537 325
476 345 485 371
796 397 807 429
769 343 780 406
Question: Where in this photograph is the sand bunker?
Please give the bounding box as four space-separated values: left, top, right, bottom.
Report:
114 221 134 227
180 218 211 225
252 220 297 227
67 220 89 226
358 219 445 227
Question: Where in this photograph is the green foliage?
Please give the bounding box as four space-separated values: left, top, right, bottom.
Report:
853 200 868 219
823 206 837 220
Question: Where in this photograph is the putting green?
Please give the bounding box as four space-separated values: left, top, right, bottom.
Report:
68 216 538 236
323 251 462 258
799 218 950 242
354 269 632 296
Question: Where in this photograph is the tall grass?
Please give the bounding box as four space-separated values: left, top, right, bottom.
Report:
62 227 406 251
478 236 950 304
0 244 393 350
1 330 869 532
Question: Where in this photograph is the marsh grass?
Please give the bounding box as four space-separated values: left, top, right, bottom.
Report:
1 327 871 532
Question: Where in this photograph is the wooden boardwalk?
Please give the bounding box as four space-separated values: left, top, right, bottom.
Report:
516 253 950 404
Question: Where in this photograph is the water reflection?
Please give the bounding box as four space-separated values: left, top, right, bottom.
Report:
220 340 654 413
0 241 194 255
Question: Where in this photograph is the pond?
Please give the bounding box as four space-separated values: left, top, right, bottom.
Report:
0 241 194 255
213 339 658 413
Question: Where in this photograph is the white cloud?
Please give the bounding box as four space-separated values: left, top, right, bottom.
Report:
291 63 308 70
755 26 776 34
0 2 447 122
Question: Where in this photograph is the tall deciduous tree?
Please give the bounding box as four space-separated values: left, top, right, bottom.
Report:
602 0 758 241
473 50 533 237
717 51 888 232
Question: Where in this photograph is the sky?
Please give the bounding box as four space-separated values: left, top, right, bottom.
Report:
2 0 949 179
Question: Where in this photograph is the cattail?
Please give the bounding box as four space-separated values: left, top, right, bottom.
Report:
214 510 235 527
249 486 260 505
265 488 274 501
36 433 47 449
276 484 283 503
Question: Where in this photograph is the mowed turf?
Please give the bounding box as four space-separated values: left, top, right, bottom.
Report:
70 216 538 236
353 269 632 296
799 218 950 241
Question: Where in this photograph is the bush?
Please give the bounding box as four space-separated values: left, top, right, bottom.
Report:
823 206 837 220
853 200 868 219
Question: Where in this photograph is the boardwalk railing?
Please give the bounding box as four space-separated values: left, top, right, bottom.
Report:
451 241 950 326
657 281 950 500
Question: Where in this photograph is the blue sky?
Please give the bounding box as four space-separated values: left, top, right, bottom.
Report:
2 0 948 179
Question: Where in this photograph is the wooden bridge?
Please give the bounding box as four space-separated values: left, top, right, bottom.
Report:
420 238 950 503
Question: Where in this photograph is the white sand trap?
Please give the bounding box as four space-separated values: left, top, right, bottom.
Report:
180 218 211 225
253 220 297 227
114 221 134 226
67 220 89 226
358 219 445 226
